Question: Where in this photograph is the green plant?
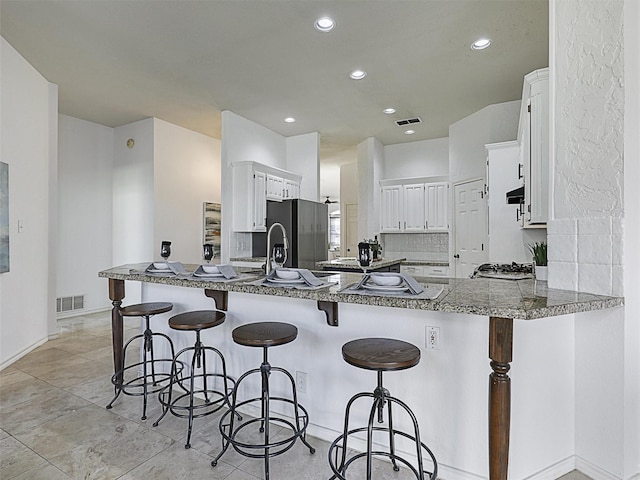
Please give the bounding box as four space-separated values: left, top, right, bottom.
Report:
528 241 547 266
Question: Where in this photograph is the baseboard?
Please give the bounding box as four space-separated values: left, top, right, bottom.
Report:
56 306 110 320
576 456 623 480
520 456 576 480
0 336 49 371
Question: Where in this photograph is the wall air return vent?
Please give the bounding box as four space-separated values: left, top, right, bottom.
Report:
56 295 85 313
395 117 422 127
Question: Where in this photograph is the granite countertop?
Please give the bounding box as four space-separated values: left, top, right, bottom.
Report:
315 257 406 270
401 260 450 267
99 263 623 321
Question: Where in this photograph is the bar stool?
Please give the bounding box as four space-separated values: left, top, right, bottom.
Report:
153 310 236 449
328 338 438 480
106 302 175 421
211 322 315 480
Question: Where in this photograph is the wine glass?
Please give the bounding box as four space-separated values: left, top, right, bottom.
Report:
357 242 371 274
273 243 286 268
203 244 215 263
160 241 171 261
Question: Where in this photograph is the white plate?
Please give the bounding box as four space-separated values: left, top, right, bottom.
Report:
147 268 172 273
193 272 224 278
362 284 409 292
266 277 305 284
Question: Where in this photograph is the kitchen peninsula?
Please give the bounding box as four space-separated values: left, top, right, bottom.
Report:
99 264 622 480
316 257 405 272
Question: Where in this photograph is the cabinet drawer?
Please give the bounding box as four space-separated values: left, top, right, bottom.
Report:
424 266 449 277
400 265 424 276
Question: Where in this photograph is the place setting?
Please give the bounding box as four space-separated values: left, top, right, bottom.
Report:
338 243 444 300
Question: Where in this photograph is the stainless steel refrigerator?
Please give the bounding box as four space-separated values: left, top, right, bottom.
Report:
263 199 328 270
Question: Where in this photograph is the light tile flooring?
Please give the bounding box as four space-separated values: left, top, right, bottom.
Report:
1 311 593 480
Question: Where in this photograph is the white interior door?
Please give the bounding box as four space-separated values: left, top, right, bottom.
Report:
453 179 488 277
344 203 358 257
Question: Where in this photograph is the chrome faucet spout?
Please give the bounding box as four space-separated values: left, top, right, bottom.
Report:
266 222 288 275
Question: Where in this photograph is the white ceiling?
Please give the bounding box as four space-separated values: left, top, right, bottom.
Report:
0 0 548 201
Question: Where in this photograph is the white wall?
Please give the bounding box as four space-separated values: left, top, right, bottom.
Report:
153 118 221 264
449 100 520 186
549 1 629 478
623 1 640 477
0 37 57 367
357 137 384 240
57 115 114 314
339 162 358 255
486 141 546 263
383 137 449 180
286 132 320 202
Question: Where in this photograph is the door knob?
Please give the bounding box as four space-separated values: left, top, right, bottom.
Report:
453 254 460 259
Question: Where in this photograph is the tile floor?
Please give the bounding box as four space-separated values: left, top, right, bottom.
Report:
1 311 593 480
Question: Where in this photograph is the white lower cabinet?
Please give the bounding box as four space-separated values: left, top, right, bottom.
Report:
401 265 449 277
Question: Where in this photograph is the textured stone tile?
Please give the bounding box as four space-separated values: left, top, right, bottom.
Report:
0 369 35 389
53 332 111 355
0 428 9 440
14 404 174 480
62 372 114 406
0 436 48 478
36 355 114 389
119 441 234 480
0 385 91 436
12 463 72 480
0 376 61 409
10 347 74 372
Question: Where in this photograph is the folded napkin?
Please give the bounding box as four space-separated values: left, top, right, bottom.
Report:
354 272 424 295
193 264 238 279
265 268 324 287
131 262 186 275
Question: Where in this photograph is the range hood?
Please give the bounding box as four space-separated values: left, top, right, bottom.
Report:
506 186 524 204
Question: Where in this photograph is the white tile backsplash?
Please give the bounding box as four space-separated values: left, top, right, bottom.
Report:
547 218 578 235
577 233 612 265
549 261 578 291
579 263 612 295
382 232 449 262
548 234 577 263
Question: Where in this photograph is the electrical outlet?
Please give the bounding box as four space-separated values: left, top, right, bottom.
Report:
426 326 440 350
296 371 307 394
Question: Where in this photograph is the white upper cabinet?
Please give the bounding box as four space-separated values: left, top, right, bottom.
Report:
403 184 426 231
266 174 284 201
425 182 448 230
518 68 549 226
232 161 302 232
283 178 300 200
380 179 449 233
380 185 403 232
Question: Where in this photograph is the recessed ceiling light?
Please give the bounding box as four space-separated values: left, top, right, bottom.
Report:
471 38 492 50
314 17 335 32
404 129 415 135
284 117 296 123
349 69 367 80
383 108 396 115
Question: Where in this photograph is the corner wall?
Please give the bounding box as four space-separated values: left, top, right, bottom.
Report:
0 37 57 367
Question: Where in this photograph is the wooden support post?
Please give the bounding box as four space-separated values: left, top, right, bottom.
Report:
488 316 513 480
109 279 125 383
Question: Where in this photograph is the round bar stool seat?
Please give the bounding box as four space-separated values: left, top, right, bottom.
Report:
212 322 315 480
153 310 236 449
106 302 176 421
329 338 438 480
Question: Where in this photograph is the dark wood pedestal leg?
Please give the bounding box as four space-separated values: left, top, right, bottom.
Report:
109 279 125 383
488 316 513 480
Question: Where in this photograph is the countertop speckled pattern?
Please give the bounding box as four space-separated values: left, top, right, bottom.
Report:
99 263 623 320
315 257 405 270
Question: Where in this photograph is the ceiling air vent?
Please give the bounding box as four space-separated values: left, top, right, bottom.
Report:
395 117 422 127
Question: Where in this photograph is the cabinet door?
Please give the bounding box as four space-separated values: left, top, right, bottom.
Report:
253 171 267 231
283 179 300 199
403 184 426 231
380 186 403 232
527 77 549 224
266 174 284 201
424 265 449 277
425 182 449 230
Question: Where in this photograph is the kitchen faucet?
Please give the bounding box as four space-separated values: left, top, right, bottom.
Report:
265 222 289 275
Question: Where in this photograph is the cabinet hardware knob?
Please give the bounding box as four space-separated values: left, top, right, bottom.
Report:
454 254 460 259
